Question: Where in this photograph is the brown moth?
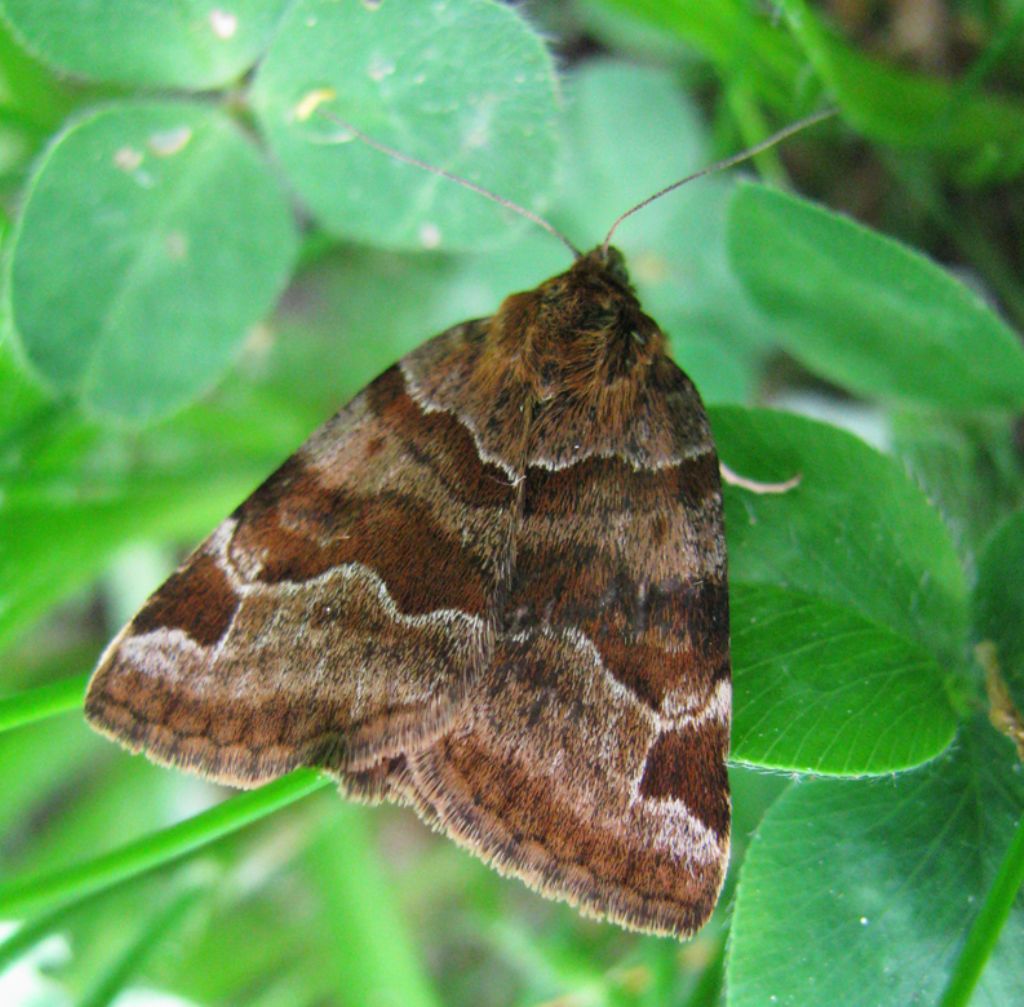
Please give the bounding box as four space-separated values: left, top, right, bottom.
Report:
86 243 730 937
85 111 827 938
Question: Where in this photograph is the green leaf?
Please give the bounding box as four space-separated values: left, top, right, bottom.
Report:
8 101 297 423
974 511 1024 712
553 61 707 238
0 14 71 137
0 334 48 433
727 184 1024 411
890 413 1024 563
711 407 968 666
731 584 955 775
574 0 699 68
0 241 378 652
727 715 1024 1007
775 0 1024 179
0 1 290 89
250 0 559 251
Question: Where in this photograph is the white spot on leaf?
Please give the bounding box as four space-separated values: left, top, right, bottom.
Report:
209 9 238 39
367 53 395 82
165 231 189 260
114 146 143 171
464 123 489 149
419 222 442 249
148 126 192 157
243 322 274 361
633 250 669 284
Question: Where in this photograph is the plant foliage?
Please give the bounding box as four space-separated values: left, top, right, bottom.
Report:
0 2 1022 1006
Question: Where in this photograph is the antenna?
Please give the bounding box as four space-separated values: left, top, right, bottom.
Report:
294 88 581 258
601 107 837 254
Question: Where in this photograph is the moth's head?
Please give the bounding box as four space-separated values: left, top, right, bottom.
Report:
490 243 663 399
550 243 644 327
579 244 631 288
534 243 636 308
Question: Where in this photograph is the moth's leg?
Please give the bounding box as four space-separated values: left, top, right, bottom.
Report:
719 461 801 494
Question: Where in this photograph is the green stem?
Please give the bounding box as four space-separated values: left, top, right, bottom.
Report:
305 806 442 1007
0 901 76 972
0 770 330 919
938 812 1024 1007
949 5 1024 113
0 671 90 733
685 936 726 1007
78 884 205 1007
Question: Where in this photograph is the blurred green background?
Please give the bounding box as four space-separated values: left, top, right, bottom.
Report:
1 2 1023 1006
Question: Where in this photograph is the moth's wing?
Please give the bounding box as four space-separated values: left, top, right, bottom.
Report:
86 321 517 788
404 356 731 937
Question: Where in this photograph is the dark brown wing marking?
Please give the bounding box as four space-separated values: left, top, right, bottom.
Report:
86 325 511 787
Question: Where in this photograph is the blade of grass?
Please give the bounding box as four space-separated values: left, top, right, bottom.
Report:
594 0 805 109
938 809 1024 1007
0 671 89 733
78 882 206 1007
722 84 789 187
305 806 442 1007
683 935 725 1007
776 0 1024 167
0 901 75 972
0 769 330 919
949 4 1024 106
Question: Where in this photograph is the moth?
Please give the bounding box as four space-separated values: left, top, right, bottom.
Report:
85 113 823 939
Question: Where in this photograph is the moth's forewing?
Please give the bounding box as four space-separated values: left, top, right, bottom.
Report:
86 335 502 787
